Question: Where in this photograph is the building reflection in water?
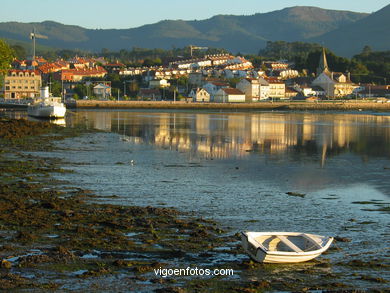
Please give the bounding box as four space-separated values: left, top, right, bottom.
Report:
70 111 390 164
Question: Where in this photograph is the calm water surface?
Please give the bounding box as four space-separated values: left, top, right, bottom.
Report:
5 109 390 285
65 111 389 253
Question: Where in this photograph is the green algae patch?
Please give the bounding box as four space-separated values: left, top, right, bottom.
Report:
0 118 231 291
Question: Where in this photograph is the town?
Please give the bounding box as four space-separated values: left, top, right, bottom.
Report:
2 44 389 104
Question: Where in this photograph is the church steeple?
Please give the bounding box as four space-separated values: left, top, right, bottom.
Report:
317 47 330 76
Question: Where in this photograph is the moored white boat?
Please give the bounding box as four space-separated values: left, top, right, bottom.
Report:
27 87 66 119
241 231 333 263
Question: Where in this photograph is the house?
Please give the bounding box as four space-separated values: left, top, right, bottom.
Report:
203 81 229 100
358 85 390 98
293 84 316 97
93 83 111 99
189 88 210 102
103 61 125 74
55 66 107 82
138 88 162 100
214 88 245 103
2 69 41 99
265 77 286 99
285 87 299 99
188 72 204 87
149 79 170 88
312 48 358 98
236 78 270 102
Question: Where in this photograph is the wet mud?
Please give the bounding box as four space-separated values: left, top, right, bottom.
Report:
0 118 389 292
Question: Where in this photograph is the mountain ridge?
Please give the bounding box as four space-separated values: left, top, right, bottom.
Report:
310 4 390 56
0 6 378 56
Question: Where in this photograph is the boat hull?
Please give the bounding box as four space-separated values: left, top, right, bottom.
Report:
241 232 333 263
27 104 66 118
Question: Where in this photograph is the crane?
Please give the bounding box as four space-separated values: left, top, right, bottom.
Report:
30 28 48 62
189 45 208 57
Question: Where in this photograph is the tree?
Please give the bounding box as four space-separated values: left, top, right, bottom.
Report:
73 84 87 98
361 45 372 56
0 39 14 88
50 80 62 97
10 44 27 60
0 39 14 74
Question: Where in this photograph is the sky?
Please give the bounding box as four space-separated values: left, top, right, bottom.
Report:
0 0 388 29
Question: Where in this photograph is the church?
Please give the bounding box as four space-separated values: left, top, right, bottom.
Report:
312 48 358 98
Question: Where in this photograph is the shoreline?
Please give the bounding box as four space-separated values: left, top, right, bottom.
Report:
69 100 390 112
0 119 236 291
1 118 388 291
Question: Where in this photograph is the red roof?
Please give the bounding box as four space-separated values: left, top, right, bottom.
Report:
265 77 283 84
221 88 244 95
8 69 40 75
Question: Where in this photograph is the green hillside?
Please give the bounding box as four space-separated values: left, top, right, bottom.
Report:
312 4 390 57
0 6 371 55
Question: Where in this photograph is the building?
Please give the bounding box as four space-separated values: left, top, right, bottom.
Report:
93 83 111 99
358 85 390 98
138 88 162 100
149 79 170 89
103 61 125 74
214 88 245 103
55 67 107 82
188 72 204 87
2 69 41 99
236 78 270 102
265 77 286 99
189 88 210 102
203 81 229 100
312 48 358 98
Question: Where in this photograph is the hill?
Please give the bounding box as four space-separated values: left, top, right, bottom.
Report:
311 4 390 57
0 6 369 55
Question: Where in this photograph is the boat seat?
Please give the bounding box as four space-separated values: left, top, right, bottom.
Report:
277 235 303 253
300 234 323 249
268 237 281 251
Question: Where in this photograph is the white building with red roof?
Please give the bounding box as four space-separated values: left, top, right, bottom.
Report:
214 87 245 103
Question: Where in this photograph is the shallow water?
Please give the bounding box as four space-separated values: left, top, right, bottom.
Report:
4 109 390 287
64 111 389 249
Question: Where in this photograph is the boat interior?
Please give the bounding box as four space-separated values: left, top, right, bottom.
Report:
250 234 324 253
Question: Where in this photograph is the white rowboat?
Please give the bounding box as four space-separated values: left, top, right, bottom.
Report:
241 231 333 263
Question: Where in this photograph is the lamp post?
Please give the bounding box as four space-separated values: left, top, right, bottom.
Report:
123 81 127 98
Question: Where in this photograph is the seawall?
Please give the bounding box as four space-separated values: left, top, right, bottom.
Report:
69 100 390 112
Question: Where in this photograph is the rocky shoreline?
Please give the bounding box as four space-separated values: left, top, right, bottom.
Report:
0 118 388 292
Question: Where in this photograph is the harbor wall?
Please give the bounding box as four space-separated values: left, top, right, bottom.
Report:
70 100 390 111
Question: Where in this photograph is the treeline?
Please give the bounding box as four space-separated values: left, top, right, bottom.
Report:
10 43 228 66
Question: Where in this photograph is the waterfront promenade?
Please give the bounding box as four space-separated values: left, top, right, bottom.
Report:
70 100 390 111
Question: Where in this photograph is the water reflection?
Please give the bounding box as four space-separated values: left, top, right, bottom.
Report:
1 109 66 126
69 111 390 164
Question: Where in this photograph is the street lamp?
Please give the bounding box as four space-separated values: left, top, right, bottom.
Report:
123 80 133 98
